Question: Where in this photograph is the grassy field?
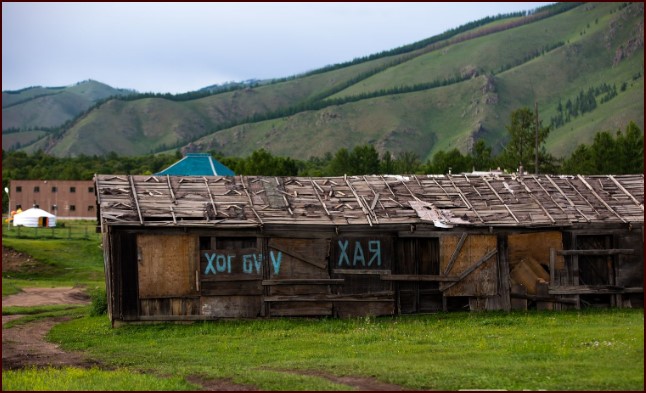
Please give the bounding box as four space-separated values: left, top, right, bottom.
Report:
5 309 638 391
2 219 104 295
2 221 644 391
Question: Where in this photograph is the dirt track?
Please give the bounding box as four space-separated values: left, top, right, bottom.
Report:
1 246 411 390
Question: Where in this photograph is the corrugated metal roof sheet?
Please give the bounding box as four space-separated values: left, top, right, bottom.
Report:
95 173 644 228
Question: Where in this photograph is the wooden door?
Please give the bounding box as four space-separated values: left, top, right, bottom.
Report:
137 234 200 318
199 236 263 318
137 234 198 297
265 238 333 317
396 238 441 314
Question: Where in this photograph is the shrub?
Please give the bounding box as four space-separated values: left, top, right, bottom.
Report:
89 287 107 316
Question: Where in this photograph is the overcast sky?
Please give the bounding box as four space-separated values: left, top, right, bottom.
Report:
3 2 553 94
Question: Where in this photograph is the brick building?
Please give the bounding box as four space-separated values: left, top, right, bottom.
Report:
8 180 96 219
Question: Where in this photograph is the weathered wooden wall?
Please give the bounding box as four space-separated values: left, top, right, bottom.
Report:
440 234 498 298
105 224 643 323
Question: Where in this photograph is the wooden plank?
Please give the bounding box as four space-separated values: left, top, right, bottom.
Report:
262 279 344 285
203 177 217 218
137 234 197 297
510 283 527 310
557 249 634 256
545 176 592 222
201 295 261 318
268 301 333 317
444 232 468 275
240 176 264 225
577 175 627 223
482 177 519 223
335 301 394 317
549 248 557 287
536 281 552 310
128 175 144 224
510 291 577 305
549 285 643 295
200 276 262 282
497 234 512 312
609 175 644 210
333 269 391 275
268 238 328 270
264 295 394 302
310 178 331 217
166 175 177 204
344 175 373 226
379 274 459 282
447 175 485 223
440 248 498 292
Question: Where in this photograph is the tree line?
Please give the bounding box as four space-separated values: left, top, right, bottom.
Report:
2 112 642 214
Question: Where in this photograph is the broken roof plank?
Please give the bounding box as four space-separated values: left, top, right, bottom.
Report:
577 175 627 224
95 174 643 228
609 175 644 211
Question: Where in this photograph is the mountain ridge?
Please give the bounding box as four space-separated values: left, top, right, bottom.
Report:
2 2 643 161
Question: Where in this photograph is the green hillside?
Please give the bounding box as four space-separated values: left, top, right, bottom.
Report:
6 2 644 162
2 80 134 130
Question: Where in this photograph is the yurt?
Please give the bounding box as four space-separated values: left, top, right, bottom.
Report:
13 208 56 227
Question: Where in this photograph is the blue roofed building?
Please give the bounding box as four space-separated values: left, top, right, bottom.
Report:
155 153 235 176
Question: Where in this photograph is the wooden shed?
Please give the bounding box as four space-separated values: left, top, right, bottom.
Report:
94 173 644 324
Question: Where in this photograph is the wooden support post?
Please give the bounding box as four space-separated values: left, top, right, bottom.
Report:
497 234 511 311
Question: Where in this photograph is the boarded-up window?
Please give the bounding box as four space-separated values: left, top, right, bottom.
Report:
199 236 262 294
137 234 198 298
331 237 392 271
440 234 497 297
266 238 333 317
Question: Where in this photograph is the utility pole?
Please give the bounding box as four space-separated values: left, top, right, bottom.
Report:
534 100 539 175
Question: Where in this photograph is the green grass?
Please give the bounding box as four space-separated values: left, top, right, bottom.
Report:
2 367 197 391
2 306 90 329
2 220 643 390
2 304 86 316
2 238 103 283
2 219 104 298
38 309 644 391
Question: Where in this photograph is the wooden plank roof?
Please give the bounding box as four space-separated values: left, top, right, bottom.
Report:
94 173 644 228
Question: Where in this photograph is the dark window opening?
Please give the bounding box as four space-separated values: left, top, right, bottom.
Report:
576 234 613 286
88 205 94 212
16 186 22 192
52 186 57 193
216 237 257 249
70 187 76 193
88 187 94 193
69 205 76 211
34 186 40 192
396 237 441 314
199 236 212 250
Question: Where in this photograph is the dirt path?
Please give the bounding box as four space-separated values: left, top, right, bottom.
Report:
2 287 90 307
2 316 101 370
2 285 96 370
1 246 411 390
